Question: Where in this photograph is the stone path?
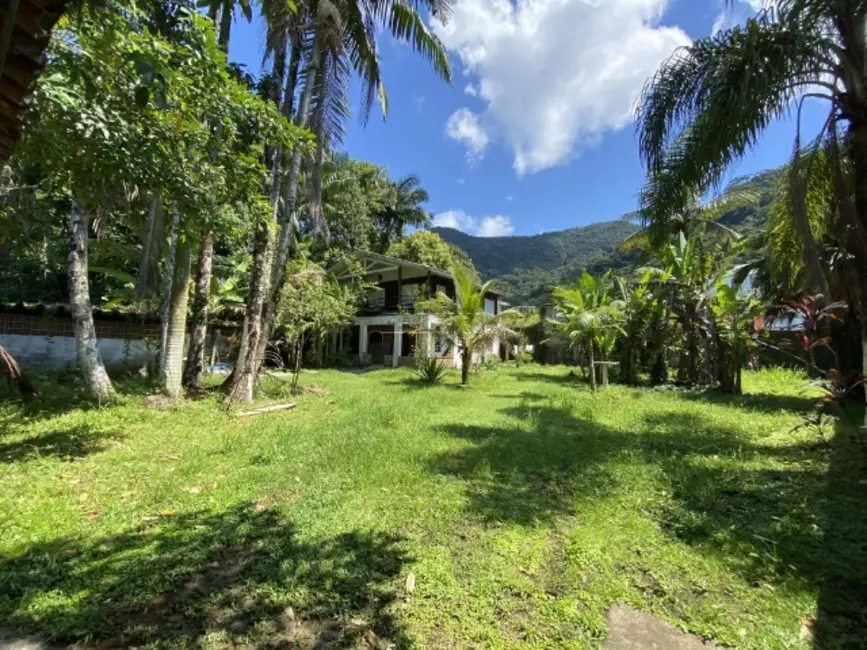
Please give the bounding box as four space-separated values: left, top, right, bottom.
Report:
604 604 719 650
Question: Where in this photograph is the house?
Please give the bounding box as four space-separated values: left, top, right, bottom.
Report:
330 251 508 368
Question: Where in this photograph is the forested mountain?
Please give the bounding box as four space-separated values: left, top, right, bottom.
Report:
432 221 638 304
433 166 783 305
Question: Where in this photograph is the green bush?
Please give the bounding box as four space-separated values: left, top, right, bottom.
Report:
416 357 448 384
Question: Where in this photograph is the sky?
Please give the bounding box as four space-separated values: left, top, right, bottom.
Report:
228 0 828 238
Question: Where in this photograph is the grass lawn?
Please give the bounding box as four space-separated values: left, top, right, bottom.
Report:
0 365 865 649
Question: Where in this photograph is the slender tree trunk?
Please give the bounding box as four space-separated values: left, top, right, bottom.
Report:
159 215 179 376
68 201 113 401
184 230 213 389
226 223 274 403
218 0 231 53
588 339 597 391
210 328 220 368
161 237 191 398
847 121 867 429
460 348 470 385
274 30 321 286
135 196 163 301
251 35 321 388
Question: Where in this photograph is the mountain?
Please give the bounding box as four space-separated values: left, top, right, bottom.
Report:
431 166 784 306
432 221 639 305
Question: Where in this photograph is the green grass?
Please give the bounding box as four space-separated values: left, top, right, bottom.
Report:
0 365 865 649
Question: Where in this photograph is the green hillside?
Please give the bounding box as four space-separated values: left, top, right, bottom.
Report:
432 221 639 304
433 166 784 305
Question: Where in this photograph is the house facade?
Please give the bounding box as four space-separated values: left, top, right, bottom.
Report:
331 252 507 368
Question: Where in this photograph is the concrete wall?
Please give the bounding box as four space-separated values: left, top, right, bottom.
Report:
0 333 156 369
0 312 161 370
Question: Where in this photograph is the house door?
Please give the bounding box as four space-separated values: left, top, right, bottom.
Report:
369 331 390 365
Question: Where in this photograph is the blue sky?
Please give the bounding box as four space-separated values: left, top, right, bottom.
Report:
228 0 827 237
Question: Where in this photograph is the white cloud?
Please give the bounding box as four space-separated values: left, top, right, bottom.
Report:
444 108 489 162
505 194 513 201
464 83 479 97
432 210 514 237
433 0 690 174
712 0 765 34
476 215 514 237
432 210 477 231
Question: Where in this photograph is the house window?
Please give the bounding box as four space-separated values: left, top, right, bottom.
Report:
367 288 385 307
485 298 496 314
400 284 417 306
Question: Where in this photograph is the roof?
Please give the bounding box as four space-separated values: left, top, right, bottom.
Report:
331 250 505 297
0 0 68 167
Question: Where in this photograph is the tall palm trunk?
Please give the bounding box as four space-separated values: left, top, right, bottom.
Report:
244 33 320 394
186 5 231 390
274 31 321 287
225 48 291 404
848 120 867 429
184 230 213 389
68 201 113 401
460 347 470 385
135 196 163 301
587 338 597 391
226 221 275 403
159 215 179 375
161 237 191 397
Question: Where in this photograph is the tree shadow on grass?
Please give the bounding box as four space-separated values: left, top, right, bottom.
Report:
673 386 817 414
0 424 123 463
0 504 411 649
0 374 157 423
428 400 866 647
512 370 586 386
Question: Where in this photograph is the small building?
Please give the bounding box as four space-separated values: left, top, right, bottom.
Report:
330 251 508 368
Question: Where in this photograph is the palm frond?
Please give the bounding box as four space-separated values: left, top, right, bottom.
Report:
637 11 836 241
386 1 450 82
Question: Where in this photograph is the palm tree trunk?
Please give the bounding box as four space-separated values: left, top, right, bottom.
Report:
135 196 163 301
218 0 232 52
250 32 321 387
161 237 191 398
68 201 113 402
588 339 597 391
158 215 179 375
848 120 867 429
274 30 321 286
460 348 470 385
225 222 274 403
184 230 213 389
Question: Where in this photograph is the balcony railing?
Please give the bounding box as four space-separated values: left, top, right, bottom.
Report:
360 296 417 316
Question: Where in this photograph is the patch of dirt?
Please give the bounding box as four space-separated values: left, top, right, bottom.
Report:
253 490 299 512
141 395 174 410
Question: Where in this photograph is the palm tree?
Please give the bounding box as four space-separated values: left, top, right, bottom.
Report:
419 264 514 386
228 0 452 402
184 0 256 390
635 0 867 406
375 174 431 251
618 188 758 253
553 271 623 391
198 0 254 53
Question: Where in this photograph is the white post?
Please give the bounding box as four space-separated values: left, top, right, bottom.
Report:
423 316 435 357
393 321 403 368
359 323 368 364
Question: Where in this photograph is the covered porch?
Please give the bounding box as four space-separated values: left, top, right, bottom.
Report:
329 314 459 368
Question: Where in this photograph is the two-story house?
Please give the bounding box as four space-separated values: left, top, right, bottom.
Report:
330 251 508 368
